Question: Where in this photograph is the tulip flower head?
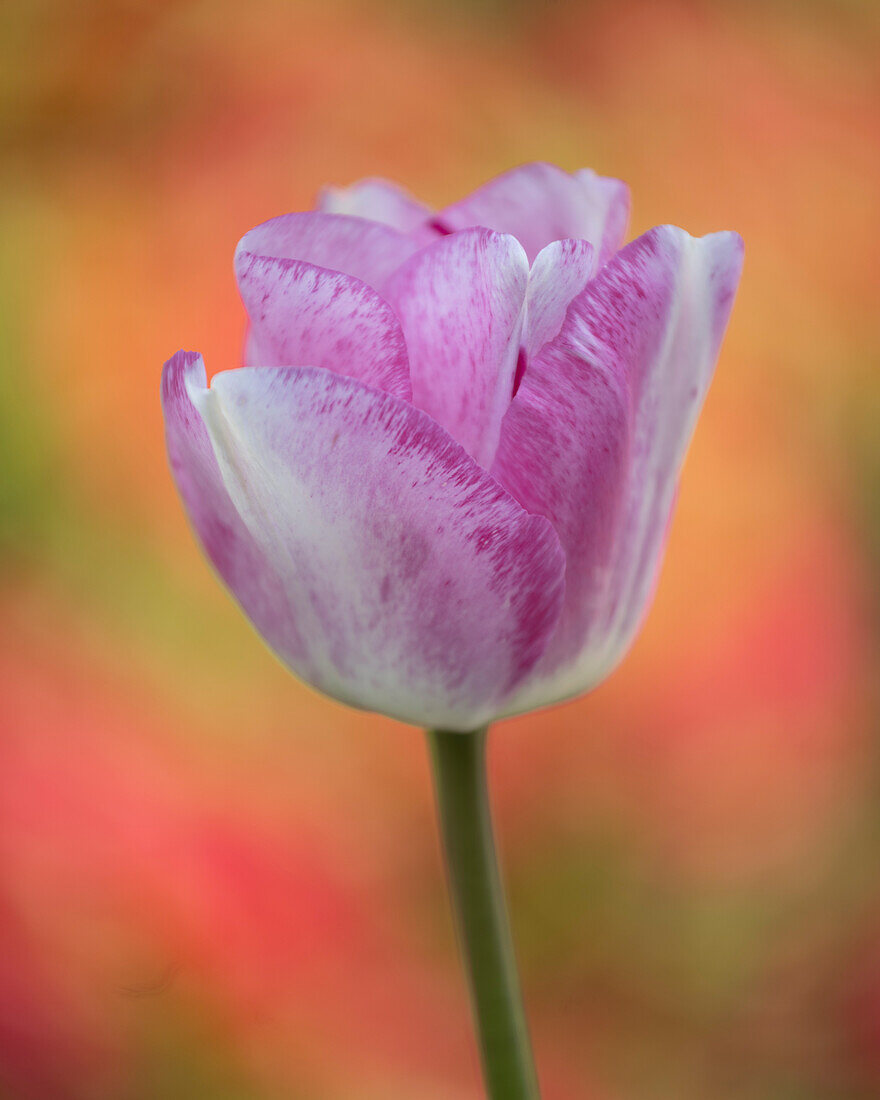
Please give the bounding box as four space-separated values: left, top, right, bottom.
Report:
162 163 742 731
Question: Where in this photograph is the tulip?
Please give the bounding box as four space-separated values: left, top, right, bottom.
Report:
161 162 742 1099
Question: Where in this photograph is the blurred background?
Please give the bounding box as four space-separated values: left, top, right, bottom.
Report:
1 0 879 1096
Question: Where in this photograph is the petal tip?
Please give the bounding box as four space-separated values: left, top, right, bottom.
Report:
161 350 206 406
713 229 745 269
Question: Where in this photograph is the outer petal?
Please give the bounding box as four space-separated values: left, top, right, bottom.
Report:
235 253 411 400
434 162 630 264
165 359 565 730
383 227 529 468
495 226 744 714
317 177 433 235
235 212 421 293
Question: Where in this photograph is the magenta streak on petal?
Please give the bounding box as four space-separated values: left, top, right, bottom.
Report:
512 347 528 397
426 218 453 236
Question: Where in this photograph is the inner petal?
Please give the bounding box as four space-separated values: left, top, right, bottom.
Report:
383 227 530 469
236 252 412 400
236 211 421 295
522 239 595 363
434 162 629 264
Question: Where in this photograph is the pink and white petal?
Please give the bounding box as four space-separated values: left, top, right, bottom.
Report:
235 212 421 294
495 226 744 714
316 177 433 236
434 162 629 264
161 351 308 667
492 308 632 708
236 253 411 400
178 364 565 730
573 168 631 269
523 239 595 363
383 228 529 468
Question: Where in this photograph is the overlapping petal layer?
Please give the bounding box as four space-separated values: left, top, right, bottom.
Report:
163 356 566 730
494 226 744 714
236 211 421 292
236 253 411 399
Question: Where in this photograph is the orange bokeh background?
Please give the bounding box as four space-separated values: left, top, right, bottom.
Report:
1 1 879 1096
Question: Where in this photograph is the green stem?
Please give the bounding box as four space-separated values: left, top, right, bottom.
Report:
426 726 540 1100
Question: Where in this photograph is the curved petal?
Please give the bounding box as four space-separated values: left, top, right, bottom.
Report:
161 351 309 666
523 239 595 363
383 227 529 468
495 226 744 714
236 253 411 400
235 212 421 294
573 168 631 269
434 162 630 264
166 360 565 730
316 177 433 235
